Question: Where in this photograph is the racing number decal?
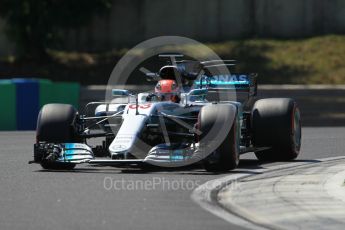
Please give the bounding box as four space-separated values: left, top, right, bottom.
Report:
129 104 151 109
140 104 151 109
129 104 138 109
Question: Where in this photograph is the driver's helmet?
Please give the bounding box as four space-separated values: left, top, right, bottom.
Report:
155 79 180 103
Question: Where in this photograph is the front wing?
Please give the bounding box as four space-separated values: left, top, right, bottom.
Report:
32 142 204 167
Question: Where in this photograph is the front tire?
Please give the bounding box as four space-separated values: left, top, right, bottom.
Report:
252 98 301 161
199 104 240 172
36 104 80 170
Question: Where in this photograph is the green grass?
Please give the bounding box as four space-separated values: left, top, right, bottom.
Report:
1 35 345 84
208 35 345 84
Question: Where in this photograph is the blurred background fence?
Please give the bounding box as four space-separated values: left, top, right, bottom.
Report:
2 0 345 55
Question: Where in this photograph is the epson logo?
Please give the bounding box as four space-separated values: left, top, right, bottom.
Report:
206 74 248 82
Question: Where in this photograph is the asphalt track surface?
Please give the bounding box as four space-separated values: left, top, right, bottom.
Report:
0 127 344 230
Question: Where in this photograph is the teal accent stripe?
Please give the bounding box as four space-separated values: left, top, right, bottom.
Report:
195 80 249 85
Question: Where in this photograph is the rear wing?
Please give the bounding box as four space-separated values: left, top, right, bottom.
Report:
194 73 258 97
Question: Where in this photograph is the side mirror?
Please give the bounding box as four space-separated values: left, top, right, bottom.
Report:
186 89 208 103
188 89 208 96
112 89 130 97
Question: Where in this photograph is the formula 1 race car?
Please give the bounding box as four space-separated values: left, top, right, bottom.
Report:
30 54 301 172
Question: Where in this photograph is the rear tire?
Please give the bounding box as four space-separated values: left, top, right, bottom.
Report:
36 104 80 170
199 104 240 172
252 98 301 161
